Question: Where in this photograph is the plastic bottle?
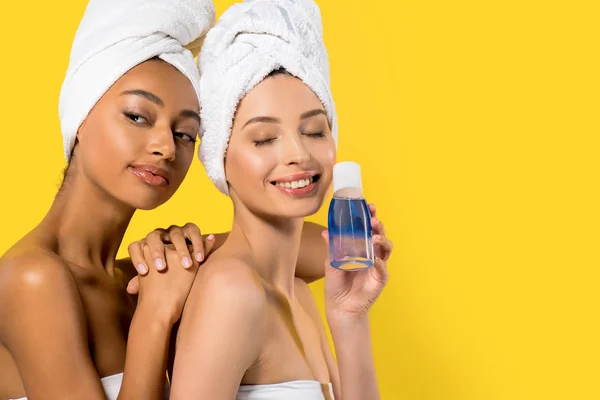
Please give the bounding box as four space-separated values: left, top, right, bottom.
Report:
327 161 374 270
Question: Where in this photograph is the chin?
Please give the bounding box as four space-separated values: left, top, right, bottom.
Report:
120 189 171 210
128 197 168 211
273 198 325 219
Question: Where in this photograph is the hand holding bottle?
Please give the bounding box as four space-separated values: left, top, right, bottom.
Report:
322 205 392 319
324 162 393 320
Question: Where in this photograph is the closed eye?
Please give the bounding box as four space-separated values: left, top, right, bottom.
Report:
303 131 325 138
254 137 276 147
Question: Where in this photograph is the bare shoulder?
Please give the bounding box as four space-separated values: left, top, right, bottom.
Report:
177 256 268 360
0 248 77 297
188 256 267 315
0 248 82 332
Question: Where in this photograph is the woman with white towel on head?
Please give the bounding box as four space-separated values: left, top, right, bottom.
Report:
0 0 216 399
161 1 393 399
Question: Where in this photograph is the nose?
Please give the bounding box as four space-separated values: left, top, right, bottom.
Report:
282 133 311 165
146 126 176 161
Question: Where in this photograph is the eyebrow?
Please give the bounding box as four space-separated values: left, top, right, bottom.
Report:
121 89 164 106
242 109 327 129
122 90 200 123
300 109 327 120
180 109 201 124
243 116 281 128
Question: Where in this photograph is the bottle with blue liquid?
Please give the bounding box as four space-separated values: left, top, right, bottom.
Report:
328 161 374 271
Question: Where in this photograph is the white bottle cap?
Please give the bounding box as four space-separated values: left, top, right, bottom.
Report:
333 161 363 194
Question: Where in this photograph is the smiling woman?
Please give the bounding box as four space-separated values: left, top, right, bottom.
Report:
225 69 333 218
162 1 392 400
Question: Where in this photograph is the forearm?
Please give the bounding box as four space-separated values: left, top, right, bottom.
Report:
328 314 380 400
118 306 172 400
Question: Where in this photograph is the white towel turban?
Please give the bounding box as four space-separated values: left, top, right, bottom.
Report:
198 0 338 195
58 0 216 161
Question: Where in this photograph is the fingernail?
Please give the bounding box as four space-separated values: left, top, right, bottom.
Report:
155 258 165 270
207 234 215 241
195 252 204 262
138 264 148 274
182 257 192 268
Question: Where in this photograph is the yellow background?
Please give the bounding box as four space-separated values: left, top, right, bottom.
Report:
1 0 599 398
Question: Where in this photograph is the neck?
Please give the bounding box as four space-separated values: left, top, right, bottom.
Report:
229 206 304 297
37 173 135 274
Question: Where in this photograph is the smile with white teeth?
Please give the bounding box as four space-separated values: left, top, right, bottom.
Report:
274 177 313 189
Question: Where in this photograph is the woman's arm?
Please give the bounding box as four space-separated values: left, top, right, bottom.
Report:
321 203 393 400
294 278 382 400
117 304 173 399
120 244 203 399
327 314 380 400
169 258 266 399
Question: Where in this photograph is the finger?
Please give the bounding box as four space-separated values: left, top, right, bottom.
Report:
373 234 393 261
372 256 389 286
371 217 386 236
146 231 167 271
148 227 170 243
126 275 140 295
169 226 193 269
154 228 171 244
128 240 149 276
201 234 217 261
321 230 330 247
369 203 377 219
320 230 333 268
142 244 159 273
182 223 205 263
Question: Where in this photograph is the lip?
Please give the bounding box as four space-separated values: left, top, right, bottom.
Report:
270 171 319 183
129 164 171 187
270 171 321 197
272 182 318 196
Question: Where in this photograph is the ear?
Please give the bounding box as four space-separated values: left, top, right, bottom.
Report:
76 119 87 141
70 122 85 161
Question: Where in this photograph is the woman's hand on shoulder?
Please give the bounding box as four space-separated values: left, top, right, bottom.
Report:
129 223 215 275
125 223 221 295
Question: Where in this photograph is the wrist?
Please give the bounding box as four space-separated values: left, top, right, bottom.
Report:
135 300 179 328
326 310 370 334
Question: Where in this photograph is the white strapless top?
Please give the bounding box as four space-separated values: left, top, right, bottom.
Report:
11 372 169 400
237 380 335 400
12 375 330 399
